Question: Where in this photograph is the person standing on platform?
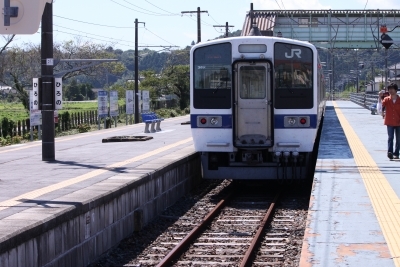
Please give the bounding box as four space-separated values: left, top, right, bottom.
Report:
382 83 400 159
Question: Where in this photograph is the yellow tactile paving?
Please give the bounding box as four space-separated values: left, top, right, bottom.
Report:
0 137 193 212
334 101 400 266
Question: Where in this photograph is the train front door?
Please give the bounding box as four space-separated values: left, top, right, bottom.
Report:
234 62 272 148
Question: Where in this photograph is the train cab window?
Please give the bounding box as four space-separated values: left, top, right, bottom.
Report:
274 43 313 109
193 43 232 109
239 66 266 99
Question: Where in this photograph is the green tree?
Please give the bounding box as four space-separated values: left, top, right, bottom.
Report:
64 79 95 101
0 34 16 54
162 65 190 110
0 44 41 110
164 48 190 68
54 39 126 84
0 39 125 111
64 79 81 101
139 70 165 100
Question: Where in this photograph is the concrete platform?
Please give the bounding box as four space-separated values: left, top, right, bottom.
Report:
0 115 200 267
300 101 400 267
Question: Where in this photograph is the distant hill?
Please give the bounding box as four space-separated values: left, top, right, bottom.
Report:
208 29 242 42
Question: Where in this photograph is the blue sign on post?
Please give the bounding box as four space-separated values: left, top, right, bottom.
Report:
126 90 134 115
109 91 119 117
98 91 108 118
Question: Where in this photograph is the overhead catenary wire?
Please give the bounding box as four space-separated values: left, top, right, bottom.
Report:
52 17 178 49
54 24 137 45
364 0 369 10
54 15 134 29
53 2 220 49
144 0 177 15
143 27 178 46
10 0 244 51
55 29 135 48
121 0 175 16
111 0 176 16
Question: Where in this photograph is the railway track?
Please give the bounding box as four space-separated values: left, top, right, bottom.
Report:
89 180 310 267
156 182 282 267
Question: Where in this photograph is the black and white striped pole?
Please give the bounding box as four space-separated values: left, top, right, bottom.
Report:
41 1 55 161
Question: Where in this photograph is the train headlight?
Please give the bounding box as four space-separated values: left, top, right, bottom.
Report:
284 116 310 127
197 115 222 127
210 117 218 125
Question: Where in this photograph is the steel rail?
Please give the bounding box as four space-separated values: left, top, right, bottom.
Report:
239 190 282 267
156 189 236 267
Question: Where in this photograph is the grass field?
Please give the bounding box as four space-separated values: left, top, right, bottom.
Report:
0 100 125 122
0 101 29 121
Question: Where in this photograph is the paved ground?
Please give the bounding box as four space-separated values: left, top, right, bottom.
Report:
300 100 399 267
0 115 193 220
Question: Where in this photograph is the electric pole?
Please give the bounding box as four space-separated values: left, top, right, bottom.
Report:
181 7 208 43
213 22 234 37
135 18 145 124
41 2 55 161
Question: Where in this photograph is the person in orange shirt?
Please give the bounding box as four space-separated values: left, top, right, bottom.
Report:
382 83 400 159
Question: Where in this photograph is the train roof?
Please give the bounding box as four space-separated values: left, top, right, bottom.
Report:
191 36 317 51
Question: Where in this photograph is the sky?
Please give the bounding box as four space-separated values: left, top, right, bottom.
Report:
3 0 400 52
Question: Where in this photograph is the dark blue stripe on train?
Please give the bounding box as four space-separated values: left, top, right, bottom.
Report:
190 114 318 128
274 114 318 129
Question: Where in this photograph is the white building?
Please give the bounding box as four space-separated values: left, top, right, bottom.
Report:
365 62 400 92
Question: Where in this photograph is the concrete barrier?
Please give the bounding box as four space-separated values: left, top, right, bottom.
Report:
0 148 201 267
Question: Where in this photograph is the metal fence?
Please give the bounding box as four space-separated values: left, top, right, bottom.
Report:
350 92 378 110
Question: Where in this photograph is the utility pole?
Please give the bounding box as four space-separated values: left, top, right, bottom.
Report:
385 48 388 89
41 2 54 161
213 22 234 37
356 49 359 93
135 18 145 124
181 7 208 43
332 52 335 97
372 61 375 92
380 25 394 90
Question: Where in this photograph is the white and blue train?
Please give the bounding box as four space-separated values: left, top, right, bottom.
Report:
190 35 326 180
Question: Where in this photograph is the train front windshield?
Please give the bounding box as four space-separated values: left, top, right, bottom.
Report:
193 43 232 109
274 43 314 109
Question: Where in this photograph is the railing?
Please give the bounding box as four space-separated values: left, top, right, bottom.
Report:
0 110 101 139
350 92 377 109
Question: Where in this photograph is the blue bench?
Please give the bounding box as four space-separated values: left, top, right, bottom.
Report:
141 112 164 133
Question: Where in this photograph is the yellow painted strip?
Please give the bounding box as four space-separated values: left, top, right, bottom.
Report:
0 137 193 212
334 101 400 266
0 126 128 154
0 142 42 153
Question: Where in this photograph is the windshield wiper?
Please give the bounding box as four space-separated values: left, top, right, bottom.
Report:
213 77 230 94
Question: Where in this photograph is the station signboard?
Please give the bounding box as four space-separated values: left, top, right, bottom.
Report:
97 90 108 117
109 91 119 117
142 90 150 112
126 90 134 115
54 77 62 109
